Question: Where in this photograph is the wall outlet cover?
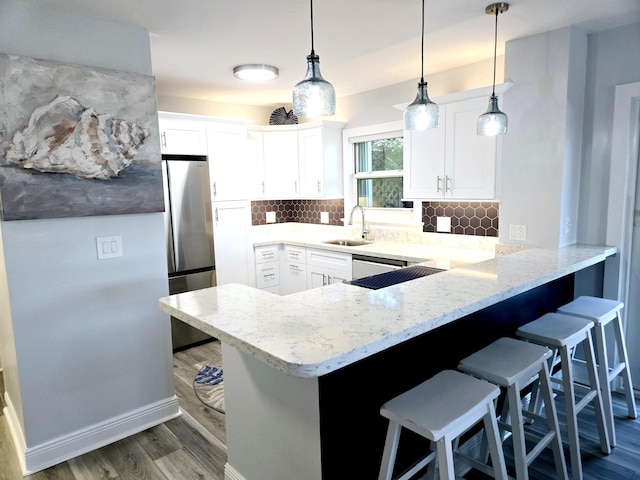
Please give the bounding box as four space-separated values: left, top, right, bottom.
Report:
508 224 527 241
266 211 276 223
436 216 452 233
320 212 329 224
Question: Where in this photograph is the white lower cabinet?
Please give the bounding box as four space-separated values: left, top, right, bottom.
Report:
280 245 308 295
212 200 253 286
306 248 352 288
255 244 280 294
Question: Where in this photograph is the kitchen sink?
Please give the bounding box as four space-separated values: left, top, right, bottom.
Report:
322 239 372 247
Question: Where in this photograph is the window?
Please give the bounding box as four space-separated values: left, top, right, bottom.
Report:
354 136 404 208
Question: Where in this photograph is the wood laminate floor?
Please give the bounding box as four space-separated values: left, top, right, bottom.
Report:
2 340 640 479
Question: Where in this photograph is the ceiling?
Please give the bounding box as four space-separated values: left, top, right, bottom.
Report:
20 0 640 108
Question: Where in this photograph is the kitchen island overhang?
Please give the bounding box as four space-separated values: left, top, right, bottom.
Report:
159 244 617 480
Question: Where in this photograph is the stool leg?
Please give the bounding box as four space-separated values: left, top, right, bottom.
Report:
435 437 455 480
483 401 509 480
379 421 401 480
584 330 612 454
538 360 569 480
594 320 616 446
506 383 529 480
560 345 583 480
613 313 638 419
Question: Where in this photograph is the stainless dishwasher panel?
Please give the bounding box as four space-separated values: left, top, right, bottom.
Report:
351 254 407 280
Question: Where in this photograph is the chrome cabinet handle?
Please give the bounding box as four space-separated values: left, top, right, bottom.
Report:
317 180 322 193
445 176 452 193
215 207 218 223
212 181 217 198
161 131 167 148
437 176 443 192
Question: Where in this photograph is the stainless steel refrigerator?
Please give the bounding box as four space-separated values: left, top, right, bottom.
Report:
162 154 215 351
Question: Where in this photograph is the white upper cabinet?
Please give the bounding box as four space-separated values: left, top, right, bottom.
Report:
403 87 509 201
262 130 300 198
249 121 345 200
206 122 252 201
298 123 344 199
158 114 208 155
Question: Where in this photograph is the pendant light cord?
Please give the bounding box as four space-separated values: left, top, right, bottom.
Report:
310 0 316 56
420 0 425 82
491 6 498 97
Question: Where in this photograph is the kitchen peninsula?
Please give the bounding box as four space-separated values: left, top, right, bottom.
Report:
159 244 616 480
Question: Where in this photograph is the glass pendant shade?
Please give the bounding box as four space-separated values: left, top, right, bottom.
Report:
404 82 439 130
477 95 508 136
292 53 335 118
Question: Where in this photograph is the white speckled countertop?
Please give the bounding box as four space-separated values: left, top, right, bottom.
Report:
159 244 616 378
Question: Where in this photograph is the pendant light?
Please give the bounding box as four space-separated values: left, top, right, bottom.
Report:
477 3 509 136
404 0 439 131
292 0 335 118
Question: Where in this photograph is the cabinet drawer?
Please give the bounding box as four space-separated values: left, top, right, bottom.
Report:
306 248 351 270
284 245 306 263
256 262 279 288
255 244 280 263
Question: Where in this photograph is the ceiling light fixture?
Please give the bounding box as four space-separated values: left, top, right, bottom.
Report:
233 64 279 82
477 3 509 136
404 0 439 131
292 0 335 118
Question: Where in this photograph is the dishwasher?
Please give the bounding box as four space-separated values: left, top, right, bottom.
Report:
351 254 407 279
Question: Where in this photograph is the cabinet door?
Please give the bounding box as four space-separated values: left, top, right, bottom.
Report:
307 267 328 289
327 268 350 285
281 261 307 295
212 200 253 286
247 130 266 198
262 130 299 198
403 115 446 199
207 123 251 201
159 116 207 155
445 98 497 199
298 126 344 199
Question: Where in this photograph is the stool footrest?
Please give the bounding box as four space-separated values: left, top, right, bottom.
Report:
395 452 436 480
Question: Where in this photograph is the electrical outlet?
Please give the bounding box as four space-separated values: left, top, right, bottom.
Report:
266 211 276 223
509 224 527 241
564 216 571 234
320 211 329 224
436 216 451 233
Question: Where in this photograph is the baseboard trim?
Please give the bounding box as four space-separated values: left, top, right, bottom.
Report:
19 395 180 475
3 392 27 474
225 462 247 480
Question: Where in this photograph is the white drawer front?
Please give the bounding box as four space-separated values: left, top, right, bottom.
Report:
255 244 279 263
284 245 306 263
256 262 279 288
306 248 351 270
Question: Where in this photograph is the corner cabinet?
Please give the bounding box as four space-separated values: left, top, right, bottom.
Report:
249 120 345 200
403 88 510 201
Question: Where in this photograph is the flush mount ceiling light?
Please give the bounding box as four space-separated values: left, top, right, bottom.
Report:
404 0 439 131
477 3 509 136
233 64 279 81
292 0 335 118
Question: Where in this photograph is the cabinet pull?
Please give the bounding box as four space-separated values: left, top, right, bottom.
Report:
212 181 217 198
437 176 443 192
295 181 298 193
262 181 265 194
445 176 452 193
161 131 167 148
215 207 218 223
317 180 322 193
322 274 327 286
289 264 300 271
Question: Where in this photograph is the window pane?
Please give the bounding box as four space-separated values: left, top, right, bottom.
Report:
357 177 403 208
355 138 403 173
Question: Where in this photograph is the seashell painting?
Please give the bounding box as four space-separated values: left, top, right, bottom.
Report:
0 53 163 220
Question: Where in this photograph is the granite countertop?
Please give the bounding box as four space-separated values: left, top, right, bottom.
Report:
159 244 616 378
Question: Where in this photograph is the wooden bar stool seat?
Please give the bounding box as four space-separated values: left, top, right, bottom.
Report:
557 296 637 446
458 337 568 480
517 313 611 480
378 369 508 480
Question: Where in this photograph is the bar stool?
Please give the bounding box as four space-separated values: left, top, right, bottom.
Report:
458 337 568 480
557 296 637 446
378 369 508 480
517 313 611 480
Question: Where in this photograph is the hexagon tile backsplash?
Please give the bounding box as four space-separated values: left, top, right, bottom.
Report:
251 199 499 238
422 201 499 237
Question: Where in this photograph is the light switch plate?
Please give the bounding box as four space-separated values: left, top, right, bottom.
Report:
436 216 451 233
266 211 276 223
96 235 123 259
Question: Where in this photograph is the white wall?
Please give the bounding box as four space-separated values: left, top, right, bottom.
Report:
0 0 177 473
579 22 640 245
498 27 587 248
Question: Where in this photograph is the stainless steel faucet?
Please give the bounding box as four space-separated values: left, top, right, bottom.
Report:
348 205 369 239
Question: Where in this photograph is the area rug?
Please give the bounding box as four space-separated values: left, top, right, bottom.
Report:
193 364 225 414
